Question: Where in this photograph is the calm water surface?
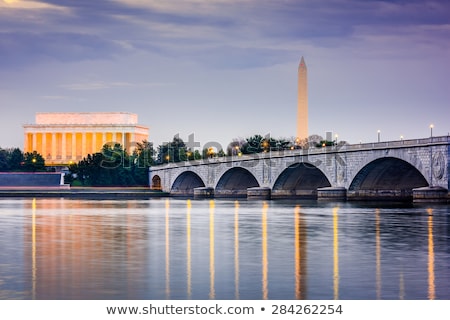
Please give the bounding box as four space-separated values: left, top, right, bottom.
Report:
0 198 449 300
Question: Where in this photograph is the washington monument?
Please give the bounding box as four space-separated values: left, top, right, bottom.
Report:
297 56 308 141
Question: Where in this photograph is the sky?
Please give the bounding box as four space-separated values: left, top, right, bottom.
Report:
1 0 449 151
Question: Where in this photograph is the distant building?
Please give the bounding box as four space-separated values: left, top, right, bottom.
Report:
297 56 308 141
23 112 149 166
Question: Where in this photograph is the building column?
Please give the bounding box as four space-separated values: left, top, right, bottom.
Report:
82 132 87 158
62 132 67 162
42 132 47 159
112 132 117 145
93 132 97 153
72 132 76 161
52 133 57 162
129 132 136 154
102 132 107 148
32 133 37 152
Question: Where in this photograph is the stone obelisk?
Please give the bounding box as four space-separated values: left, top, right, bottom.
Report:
297 56 308 141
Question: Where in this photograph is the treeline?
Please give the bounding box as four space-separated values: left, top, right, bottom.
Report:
0 148 46 172
2 134 345 187
154 133 344 164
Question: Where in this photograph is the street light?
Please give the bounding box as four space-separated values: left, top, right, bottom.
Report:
377 130 381 143
430 124 434 138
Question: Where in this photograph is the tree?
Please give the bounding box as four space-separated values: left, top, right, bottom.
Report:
229 134 294 155
241 134 265 154
133 140 155 186
68 142 158 187
0 149 9 171
22 151 45 172
9 148 24 171
227 139 245 156
157 135 187 164
134 140 155 167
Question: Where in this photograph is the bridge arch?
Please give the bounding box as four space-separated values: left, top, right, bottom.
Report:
151 175 162 190
348 157 428 200
272 162 331 199
171 171 206 197
215 167 259 198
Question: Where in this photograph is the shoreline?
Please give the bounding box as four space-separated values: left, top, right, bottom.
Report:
0 187 447 203
0 187 170 199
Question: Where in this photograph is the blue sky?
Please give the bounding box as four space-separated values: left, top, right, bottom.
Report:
1 0 449 150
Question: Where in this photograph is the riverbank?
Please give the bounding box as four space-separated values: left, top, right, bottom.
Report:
0 187 169 199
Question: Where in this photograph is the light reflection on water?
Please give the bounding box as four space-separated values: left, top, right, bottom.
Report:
0 198 449 300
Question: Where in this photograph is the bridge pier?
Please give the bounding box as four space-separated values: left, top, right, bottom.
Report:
247 187 271 200
317 187 347 201
412 187 449 203
346 189 413 201
193 187 214 199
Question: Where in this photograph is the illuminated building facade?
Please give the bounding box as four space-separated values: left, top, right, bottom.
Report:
23 112 149 165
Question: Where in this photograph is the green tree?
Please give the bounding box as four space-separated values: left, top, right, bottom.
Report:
9 148 24 171
23 151 45 172
132 140 155 186
0 149 9 171
68 143 152 187
157 135 187 164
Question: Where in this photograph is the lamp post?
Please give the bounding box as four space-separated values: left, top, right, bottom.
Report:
430 124 434 138
377 130 381 143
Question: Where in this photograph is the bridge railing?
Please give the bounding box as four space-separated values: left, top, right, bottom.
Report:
343 135 450 151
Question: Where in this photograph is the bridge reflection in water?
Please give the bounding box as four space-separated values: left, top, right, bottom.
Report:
11 198 447 299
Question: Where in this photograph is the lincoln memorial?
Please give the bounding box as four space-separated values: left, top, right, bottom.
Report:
23 112 149 166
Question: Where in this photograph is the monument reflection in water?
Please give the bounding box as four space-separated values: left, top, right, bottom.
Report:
0 198 448 300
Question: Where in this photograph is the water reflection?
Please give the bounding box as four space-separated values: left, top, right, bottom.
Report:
165 199 170 299
209 200 215 299
31 198 36 300
186 199 192 299
427 208 435 300
375 208 381 299
294 205 307 299
262 201 268 300
0 198 447 300
333 207 339 300
23 199 150 299
234 200 239 299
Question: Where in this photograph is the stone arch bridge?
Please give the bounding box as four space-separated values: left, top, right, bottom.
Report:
149 136 450 202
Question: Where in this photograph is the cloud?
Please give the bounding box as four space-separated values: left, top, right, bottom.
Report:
0 0 68 11
1 0 449 71
0 32 125 68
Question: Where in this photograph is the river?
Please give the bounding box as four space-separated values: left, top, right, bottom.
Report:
0 197 448 300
